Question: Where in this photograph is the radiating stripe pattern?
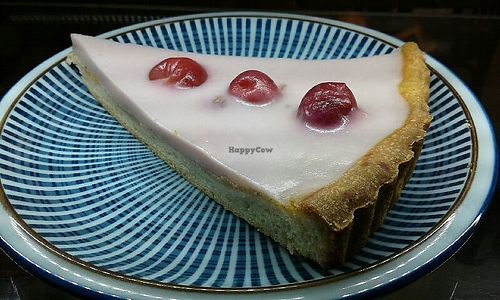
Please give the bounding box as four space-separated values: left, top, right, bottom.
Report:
0 17 473 288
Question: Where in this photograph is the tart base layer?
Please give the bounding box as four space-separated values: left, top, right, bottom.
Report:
67 42 431 267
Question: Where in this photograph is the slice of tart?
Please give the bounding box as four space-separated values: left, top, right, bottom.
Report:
67 34 431 267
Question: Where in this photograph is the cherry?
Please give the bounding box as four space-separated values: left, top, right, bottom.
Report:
149 57 207 88
297 82 357 130
228 70 281 105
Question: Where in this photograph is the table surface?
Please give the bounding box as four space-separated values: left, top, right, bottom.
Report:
0 3 499 299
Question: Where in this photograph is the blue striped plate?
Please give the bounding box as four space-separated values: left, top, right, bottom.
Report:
0 12 497 299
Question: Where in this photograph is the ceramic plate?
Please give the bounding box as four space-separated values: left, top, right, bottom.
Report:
0 12 497 299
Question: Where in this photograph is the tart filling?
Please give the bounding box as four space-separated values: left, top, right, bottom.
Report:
70 34 410 201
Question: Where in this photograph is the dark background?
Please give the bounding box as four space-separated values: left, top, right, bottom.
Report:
1 1 499 299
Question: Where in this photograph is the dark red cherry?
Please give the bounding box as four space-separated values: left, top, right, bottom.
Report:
149 57 207 88
297 82 357 129
228 70 281 104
